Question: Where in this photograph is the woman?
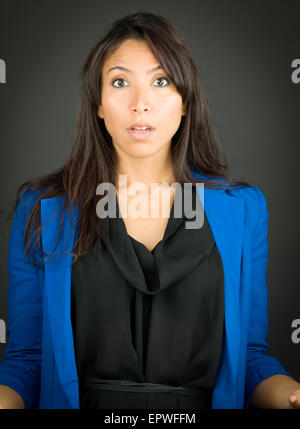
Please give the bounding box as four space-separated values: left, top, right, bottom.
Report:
0 11 299 409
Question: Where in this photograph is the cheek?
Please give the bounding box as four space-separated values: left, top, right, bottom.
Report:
159 100 184 139
100 96 126 130
99 89 127 138
103 95 122 114
159 96 184 125
101 86 126 111
160 93 183 114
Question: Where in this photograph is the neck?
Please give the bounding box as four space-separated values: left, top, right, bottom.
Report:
115 162 176 192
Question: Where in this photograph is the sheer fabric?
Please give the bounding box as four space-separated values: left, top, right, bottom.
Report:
71 185 225 409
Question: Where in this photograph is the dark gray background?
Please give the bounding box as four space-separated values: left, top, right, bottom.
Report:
0 0 299 382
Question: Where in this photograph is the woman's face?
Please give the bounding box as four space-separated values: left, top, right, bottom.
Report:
97 38 186 160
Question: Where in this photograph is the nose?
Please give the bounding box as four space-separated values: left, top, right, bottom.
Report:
132 105 149 112
130 87 151 113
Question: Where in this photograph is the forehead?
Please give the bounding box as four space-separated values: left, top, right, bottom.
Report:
102 39 158 70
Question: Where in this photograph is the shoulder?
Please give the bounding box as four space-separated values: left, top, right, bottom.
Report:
225 185 268 237
225 185 266 212
16 186 67 213
192 169 266 209
191 170 268 235
13 186 51 229
14 187 42 219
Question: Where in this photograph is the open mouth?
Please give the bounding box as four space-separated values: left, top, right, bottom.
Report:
127 127 154 139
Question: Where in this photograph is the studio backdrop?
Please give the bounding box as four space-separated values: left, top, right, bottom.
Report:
0 0 299 382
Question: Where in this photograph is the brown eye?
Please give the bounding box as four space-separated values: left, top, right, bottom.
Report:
154 77 170 87
112 78 128 88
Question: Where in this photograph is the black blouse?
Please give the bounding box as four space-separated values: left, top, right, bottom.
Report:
71 185 225 409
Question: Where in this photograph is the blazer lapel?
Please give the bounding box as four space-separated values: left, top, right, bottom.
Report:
197 185 244 384
41 196 80 405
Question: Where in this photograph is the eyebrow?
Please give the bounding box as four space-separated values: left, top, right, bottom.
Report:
107 65 163 75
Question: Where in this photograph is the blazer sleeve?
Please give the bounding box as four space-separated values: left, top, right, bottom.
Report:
244 187 293 408
0 189 43 409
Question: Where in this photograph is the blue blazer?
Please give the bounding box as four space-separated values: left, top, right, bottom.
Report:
0 172 291 409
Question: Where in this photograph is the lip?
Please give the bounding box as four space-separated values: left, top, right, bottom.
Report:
127 128 155 140
127 122 154 130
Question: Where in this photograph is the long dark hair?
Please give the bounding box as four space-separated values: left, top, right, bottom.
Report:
4 11 251 267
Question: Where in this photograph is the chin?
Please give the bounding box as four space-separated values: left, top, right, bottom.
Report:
129 148 158 158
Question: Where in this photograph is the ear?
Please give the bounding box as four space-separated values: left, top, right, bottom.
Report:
97 105 104 119
181 104 186 116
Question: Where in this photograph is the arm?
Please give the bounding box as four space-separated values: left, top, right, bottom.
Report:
244 188 299 408
0 189 43 409
250 374 300 409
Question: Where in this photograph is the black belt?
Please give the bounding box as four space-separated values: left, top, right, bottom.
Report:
79 376 208 397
